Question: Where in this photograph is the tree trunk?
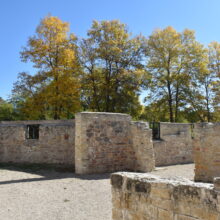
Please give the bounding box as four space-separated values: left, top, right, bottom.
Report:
175 84 179 122
167 81 174 122
205 82 211 122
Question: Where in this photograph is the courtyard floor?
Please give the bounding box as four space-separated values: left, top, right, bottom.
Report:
0 163 195 220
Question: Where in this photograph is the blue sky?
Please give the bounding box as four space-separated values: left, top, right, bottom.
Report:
1 0 220 100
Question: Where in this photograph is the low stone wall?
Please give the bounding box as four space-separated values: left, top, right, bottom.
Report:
154 123 193 166
111 172 220 220
75 112 155 174
2 113 211 174
194 123 220 182
0 120 75 167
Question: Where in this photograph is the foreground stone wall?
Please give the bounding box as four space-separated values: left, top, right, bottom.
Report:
154 123 193 166
0 120 75 167
194 123 220 182
111 172 220 220
75 112 155 174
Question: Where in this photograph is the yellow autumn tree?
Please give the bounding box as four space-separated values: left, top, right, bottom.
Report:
13 15 81 119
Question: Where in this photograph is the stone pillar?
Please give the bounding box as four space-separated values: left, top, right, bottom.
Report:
194 123 220 182
75 112 132 174
130 121 155 172
75 112 155 174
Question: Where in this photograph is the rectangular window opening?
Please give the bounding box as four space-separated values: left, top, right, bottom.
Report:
26 124 40 139
149 122 161 140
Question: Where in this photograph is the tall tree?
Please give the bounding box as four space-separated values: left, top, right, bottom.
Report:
0 98 15 121
79 20 145 117
13 15 81 119
144 26 208 122
208 42 220 121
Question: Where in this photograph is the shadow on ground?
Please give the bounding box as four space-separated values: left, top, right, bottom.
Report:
0 163 111 185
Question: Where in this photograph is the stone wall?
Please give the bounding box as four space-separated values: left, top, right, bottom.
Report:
194 123 220 182
0 113 204 173
0 120 75 167
130 122 155 172
111 172 220 220
154 123 193 166
75 112 155 174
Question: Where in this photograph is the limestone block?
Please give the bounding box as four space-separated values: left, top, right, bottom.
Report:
75 112 155 174
193 123 220 183
111 172 220 220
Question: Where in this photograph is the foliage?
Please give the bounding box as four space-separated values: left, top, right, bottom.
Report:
144 26 209 122
12 16 81 119
79 20 144 117
6 17 220 122
208 42 220 121
0 98 16 121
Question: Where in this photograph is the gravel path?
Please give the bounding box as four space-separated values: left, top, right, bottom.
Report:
0 163 195 220
0 166 111 220
151 163 195 180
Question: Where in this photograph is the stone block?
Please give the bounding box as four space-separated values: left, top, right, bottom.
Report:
75 112 155 174
193 123 220 183
111 173 220 220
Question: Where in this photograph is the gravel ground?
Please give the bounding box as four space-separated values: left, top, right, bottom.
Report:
151 163 195 180
0 165 111 220
0 163 195 220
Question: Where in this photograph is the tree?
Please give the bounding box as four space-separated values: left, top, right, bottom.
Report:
139 99 170 122
79 20 145 117
0 98 15 121
13 15 81 119
12 72 48 119
144 26 208 122
185 42 220 122
208 42 220 121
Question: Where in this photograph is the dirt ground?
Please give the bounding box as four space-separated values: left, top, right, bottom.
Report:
151 163 195 180
0 163 195 220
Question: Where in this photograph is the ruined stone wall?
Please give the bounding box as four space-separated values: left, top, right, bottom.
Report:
130 122 155 172
111 172 220 220
75 112 155 174
154 123 193 166
194 123 220 182
0 120 75 167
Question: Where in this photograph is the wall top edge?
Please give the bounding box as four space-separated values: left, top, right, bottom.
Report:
111 172 213 189
159 122 193 125
0 119 75 126
76 112 130 116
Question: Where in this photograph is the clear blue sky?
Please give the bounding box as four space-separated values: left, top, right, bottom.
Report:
1 0 220 100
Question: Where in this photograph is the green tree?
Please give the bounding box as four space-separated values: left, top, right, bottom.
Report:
144 26 208 122
0 98 15 121
184 41 220 122
139 99 170 122
79 20 145 117
208 42 220 121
